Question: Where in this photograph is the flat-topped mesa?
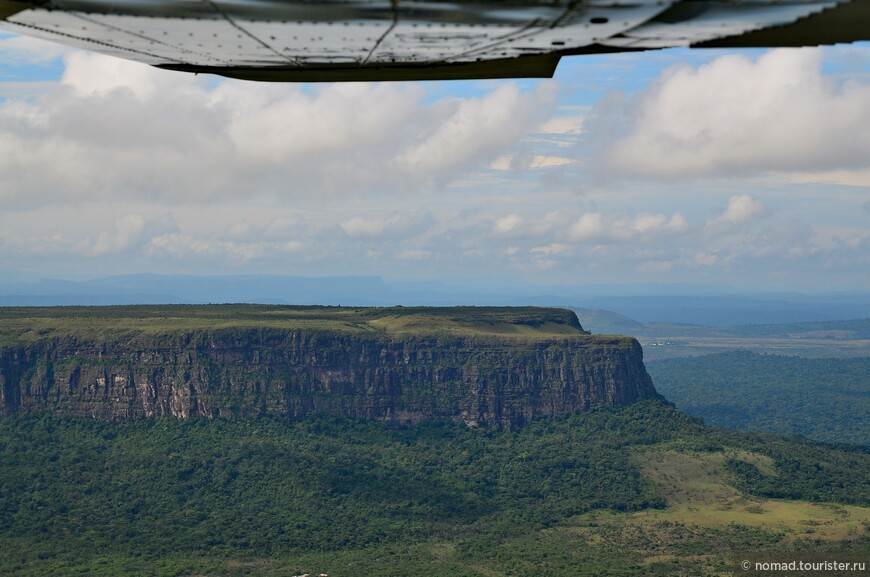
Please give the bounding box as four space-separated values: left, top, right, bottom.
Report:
0 305 658 427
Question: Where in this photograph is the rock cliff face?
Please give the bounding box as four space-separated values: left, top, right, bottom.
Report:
0 307 658 427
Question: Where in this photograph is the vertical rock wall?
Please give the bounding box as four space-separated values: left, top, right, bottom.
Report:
0 329 657 427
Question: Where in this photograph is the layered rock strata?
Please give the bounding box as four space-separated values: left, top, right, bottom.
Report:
0 309 658 427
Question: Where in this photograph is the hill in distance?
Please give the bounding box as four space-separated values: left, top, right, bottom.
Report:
1 273 867 326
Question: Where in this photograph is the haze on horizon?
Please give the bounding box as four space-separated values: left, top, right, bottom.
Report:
0 35 868 294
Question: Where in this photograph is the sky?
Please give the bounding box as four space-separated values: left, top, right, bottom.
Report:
0 33 868 293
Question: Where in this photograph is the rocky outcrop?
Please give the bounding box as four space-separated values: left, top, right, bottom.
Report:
0 325 658 428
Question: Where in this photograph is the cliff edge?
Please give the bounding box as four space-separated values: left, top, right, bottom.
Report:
0 305 658 427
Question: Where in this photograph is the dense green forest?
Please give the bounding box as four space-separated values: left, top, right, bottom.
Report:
2 399 869 576
647 351 870 446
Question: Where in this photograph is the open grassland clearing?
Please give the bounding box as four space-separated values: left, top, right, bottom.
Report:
630 448 870 542
521 446 870 576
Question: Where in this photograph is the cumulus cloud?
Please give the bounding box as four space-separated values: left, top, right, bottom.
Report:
0 34 70 65
395 83 557 183
570 213 607 242
624 212 688 235
716 195 766 225
262 217 302 241
0 42 866 291
0 51 556 207
590 49 870 178
145 231 276 265
530 243 569 256
72 213 177 256
568 211 687 243
340 210 435 240
490 154 575 171
537 114 584 135
494 214 523 234
786 168 870 188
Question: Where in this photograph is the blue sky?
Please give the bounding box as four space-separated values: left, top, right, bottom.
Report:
0 33 868 292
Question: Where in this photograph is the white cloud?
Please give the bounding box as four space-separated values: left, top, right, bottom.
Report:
570 213 606 242
146 232 264 264
395 82 557 183
716 195 765 225
340 210 434 240
340 217 387 238
530 243 569 256
631 212 687 234
80 213 178 256
0 35 70 65
694 252 719 266
786 168 870 188
592 49 870 178
494 214 523 234
0 42 866 291
534 258 558 270
261 217 303 241
490 154 575 171
61 51 169 101
280 241 303 253
0 52 557 207
568 211 688 244
537 114 584 135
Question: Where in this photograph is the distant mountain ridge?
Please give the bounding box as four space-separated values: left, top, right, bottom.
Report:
0 274 866 326
574 309 870 340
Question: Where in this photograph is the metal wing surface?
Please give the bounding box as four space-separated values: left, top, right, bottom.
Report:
0 0 867 82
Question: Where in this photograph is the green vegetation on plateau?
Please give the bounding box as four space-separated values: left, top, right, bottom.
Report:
0 305 587 346
647 351 870 446
1 400 869 576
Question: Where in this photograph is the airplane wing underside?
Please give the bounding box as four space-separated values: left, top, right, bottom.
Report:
0 0 867 82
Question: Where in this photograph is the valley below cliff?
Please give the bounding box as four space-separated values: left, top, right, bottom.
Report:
1 306 869 577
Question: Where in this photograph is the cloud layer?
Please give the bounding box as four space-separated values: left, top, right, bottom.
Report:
590 49 870 179
0 42 867 291
0 51 556 207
